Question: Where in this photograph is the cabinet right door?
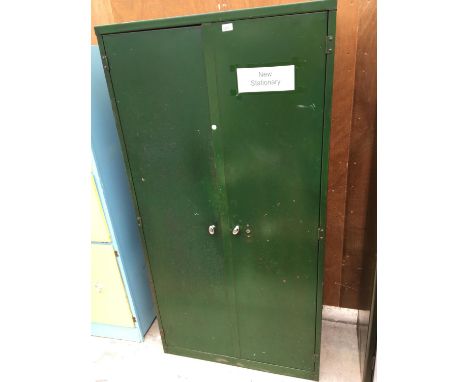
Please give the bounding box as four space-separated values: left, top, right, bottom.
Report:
211 12 328 371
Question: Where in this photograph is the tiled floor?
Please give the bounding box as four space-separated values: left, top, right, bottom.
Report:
92 317 360 382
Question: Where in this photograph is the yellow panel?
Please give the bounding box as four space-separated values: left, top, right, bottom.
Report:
91 175 111 243
91 244 135 327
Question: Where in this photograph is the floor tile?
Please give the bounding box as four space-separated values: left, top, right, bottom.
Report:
92 319 361 382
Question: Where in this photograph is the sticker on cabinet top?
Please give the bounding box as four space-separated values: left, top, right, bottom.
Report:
222 23 233 32
236 65 295 93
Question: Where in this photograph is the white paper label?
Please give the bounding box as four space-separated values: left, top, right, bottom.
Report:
222 23 233 32
236 65 295 93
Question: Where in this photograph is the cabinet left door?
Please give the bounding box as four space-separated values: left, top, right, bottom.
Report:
102 26 236 357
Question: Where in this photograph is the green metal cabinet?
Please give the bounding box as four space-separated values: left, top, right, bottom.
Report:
95 1 336 379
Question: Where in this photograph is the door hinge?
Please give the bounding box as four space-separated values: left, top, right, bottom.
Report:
325 35 334 54
114 250 119 257
137 216 142 227
132 316 137 323
318 227 325 240
102 55 110 71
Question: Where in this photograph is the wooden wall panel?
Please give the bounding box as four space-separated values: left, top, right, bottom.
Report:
340 0 377 308
91 0 114 45
91 0 308 44
90 0 377 308
323 0 359 306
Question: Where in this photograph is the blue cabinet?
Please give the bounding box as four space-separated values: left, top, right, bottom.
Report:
91 45 156 341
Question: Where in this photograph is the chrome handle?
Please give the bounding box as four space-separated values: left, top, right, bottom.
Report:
232 225 240 235
208 225 216 235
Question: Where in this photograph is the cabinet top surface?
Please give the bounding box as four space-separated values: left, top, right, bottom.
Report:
94 0 336 37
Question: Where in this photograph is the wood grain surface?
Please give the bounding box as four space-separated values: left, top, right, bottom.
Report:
91 0 310 44
324 0 359 307
340 0 377 307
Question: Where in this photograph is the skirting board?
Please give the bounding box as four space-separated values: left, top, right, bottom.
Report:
322 305 358 324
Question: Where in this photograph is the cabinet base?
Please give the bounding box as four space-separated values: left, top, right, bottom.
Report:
166 345 318 380
91 322 143 342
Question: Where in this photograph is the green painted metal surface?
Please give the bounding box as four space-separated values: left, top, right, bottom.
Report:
101 26 235 356
95 2 336 380
205 12 327 371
